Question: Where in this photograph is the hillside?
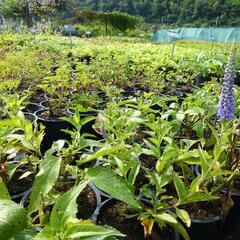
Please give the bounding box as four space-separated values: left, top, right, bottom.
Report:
74 0 240 26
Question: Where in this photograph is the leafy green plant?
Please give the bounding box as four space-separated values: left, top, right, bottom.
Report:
0 199 29 240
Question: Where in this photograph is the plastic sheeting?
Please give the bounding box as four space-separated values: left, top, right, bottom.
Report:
152 28 240 43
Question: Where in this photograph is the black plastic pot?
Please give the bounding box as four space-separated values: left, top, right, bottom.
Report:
195 76 210 87
11 188 32 206
97 199 180 240
181 215 222 240
229 191 240 213
223 191 240 226
24 112 37 123
35 109 73 153
36 109 103 152
79 111 103 139
97 91 107 100
67 108 104 140
121 87 137 98
194 164 201 176
77 55 93 65
23 103 44 114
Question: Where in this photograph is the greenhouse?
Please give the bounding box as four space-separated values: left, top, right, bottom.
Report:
152 28 240 43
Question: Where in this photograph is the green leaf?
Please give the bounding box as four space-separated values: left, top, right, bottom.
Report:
80 145 125 163
0 177 10 200
173 173 186 204
50 180 89 231
198 148 211 176
33 226 57 240
193 122 204 138
168 221 190 240
189 175 202 193
80 116 97 129
185 192 219 203
209 169 239 178
10 229 37 240
177 150 200 164
0 200 28 240
176 208 191 227
127 161 140 187
7 162 19 180
154 212 178 224
87 167 141 209
64 220 125 239
52 140 65 152
28 155 62 214
143 140 160 159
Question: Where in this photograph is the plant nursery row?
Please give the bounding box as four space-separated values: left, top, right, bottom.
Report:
0 33 240 240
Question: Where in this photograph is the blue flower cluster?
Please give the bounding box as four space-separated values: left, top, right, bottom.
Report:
218 48 237 121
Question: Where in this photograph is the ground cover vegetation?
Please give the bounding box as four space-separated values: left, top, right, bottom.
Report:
0 33 240 240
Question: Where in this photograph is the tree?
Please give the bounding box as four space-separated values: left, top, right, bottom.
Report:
0 0 66 27
98 11 142 34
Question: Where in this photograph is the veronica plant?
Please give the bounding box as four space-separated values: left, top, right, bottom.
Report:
218 47 237 121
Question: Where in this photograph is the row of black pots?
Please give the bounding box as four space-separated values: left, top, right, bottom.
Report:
8 178 223 240
9 184 225 240
23 102 102 154
195 75 240 87
23 88 188 153
9 152 235 240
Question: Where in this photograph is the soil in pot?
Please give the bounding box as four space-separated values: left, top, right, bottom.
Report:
175 84 194 95
27 89 46 103
121 87 137 98
37 108 70 121
133 154 157 192
55 181 97 220
161 87 185 98
181 201 223 240
125 124 148 145
97 200 178 240
70 153 97 169
77 186 98 219
7 164 34 198
40 99 70 109
139 154 157 171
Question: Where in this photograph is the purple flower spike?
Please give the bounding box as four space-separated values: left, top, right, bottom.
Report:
217 48 237 121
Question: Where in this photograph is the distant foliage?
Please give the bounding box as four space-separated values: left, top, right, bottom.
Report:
74 0 240 26
1 0 240 27
65 10 142 32
98 11 142 31
0 0 66 26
